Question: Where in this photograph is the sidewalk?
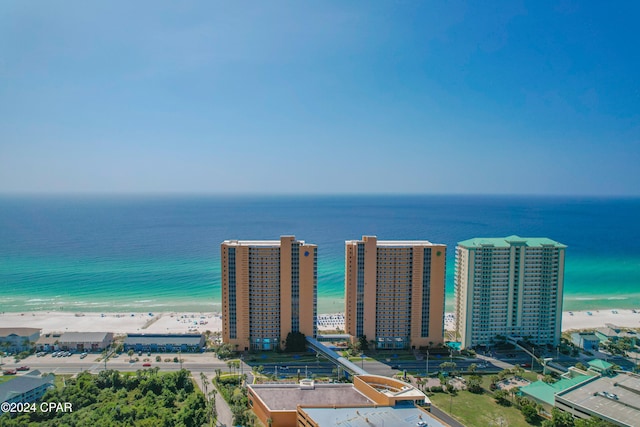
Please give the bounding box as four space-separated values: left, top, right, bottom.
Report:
192 371 234 427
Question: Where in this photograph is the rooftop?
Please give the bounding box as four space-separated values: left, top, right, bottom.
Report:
36 333 63 345
60 332 113 342
588 359 614 371
222 236 314 247
300 405 449 427
556 372 640 426
346 236 443 247
249 383 372 411
0 371 54 403
571 332 599 340
376 240 441 247
0 328 41 338
124 333 203 345
521 374 594 406
597 325 639 339
457 235 567 249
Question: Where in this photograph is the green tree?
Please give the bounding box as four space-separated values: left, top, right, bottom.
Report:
494 389 511 406
466 374 483 394
216 343 234 359
574 417 617 427
542 407 575 427
575 362 588 371
521 403 539 423
358 335 369 352
284 331 306 352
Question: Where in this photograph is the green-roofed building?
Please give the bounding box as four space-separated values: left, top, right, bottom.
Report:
587 359 613 375
454 235 566 349
520 371 595 415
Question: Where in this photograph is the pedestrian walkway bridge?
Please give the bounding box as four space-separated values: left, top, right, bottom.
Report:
306 336 368 377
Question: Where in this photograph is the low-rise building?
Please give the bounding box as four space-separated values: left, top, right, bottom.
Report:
595 324 639 346
123 334 204 353
520 367 595 415
521 360 639 426
0 328 40 353
570 332 600 351
555 372 640 427
0 370 55 405
299 405 447 427
58 332 114 352
36 333 63 352
586 359 614 376
248 375 445 427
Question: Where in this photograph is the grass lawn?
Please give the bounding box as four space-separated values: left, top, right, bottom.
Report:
54 374 73 388
429 390 535 427
346 356 375 362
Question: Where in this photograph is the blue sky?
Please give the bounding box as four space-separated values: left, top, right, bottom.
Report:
1 1 638 195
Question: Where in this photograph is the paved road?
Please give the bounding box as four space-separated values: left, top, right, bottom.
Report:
3 354 235 375
192 371 234 427
430 404 466 427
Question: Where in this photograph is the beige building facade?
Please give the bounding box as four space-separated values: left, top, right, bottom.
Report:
455 235 566 349
345 236 446 349
221 236 317 351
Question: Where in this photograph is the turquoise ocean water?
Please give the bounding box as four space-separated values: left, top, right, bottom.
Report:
0 195 638 314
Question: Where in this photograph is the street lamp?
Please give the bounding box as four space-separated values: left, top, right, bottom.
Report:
426 349 430 376
361 354 365 370
531 346 535 372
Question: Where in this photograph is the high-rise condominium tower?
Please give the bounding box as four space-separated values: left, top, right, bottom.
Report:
345 236 446 349
455 235 566 349
221 236 317 351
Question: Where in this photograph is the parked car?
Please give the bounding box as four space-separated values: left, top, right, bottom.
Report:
142 363 151 367
16 366 30 371
3 370 17 375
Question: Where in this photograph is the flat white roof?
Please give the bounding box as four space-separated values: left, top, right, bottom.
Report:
222 239 314 247
223 240 282 246
377 240 438 246
346 239 442 247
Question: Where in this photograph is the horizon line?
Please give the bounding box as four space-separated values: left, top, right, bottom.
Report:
0 191 639 199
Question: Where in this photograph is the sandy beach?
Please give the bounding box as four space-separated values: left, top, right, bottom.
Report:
1 309 639 336
0 311 222 335
561 308 640 331
442 309 640 332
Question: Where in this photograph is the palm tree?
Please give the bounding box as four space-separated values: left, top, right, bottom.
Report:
200 372 208 395
210 389 218 421
510 386 520 404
